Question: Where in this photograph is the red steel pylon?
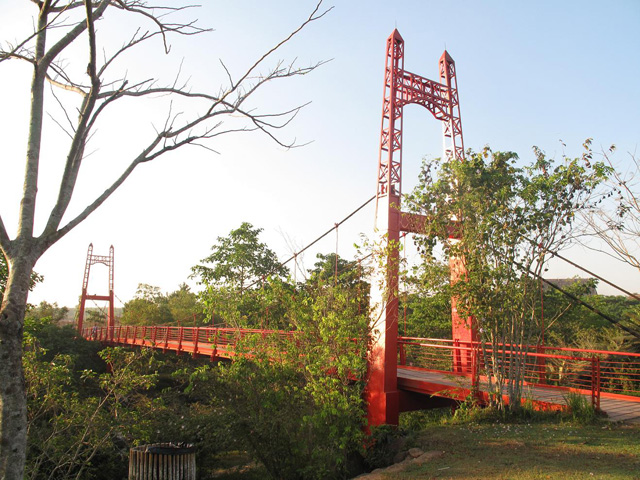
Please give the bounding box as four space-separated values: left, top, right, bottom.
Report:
77 244 115 336
368 29 474 427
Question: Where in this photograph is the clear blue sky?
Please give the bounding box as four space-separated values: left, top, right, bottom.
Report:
1 0 638 307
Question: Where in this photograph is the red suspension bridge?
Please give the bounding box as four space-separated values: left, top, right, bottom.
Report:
79 30 640 425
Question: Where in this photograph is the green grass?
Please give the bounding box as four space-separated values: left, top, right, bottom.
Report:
208 410 640 479
384 419 640 479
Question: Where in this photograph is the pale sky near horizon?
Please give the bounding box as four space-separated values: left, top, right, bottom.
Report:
1 0 639 309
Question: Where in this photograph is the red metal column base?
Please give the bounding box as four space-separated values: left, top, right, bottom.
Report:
366 389 399 427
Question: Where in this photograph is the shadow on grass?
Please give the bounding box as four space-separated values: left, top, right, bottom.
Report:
394 417 640 479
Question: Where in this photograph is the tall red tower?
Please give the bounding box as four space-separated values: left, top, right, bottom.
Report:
77 244 115 336
367 30 474 426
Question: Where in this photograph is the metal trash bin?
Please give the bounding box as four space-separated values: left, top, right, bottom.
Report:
129 443 196 479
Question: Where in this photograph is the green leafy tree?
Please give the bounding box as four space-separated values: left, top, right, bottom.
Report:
82 308 109 328
192 223 289 328
121 283 205 326
307 253 358 287
406 144 609 410
121 284 173 326
167 283 205 326
26 301 69 324
539 280 640 348
304 253 370 318
192 222 288 291
195 277 370 479
23 319 230 479
403 260 452 338
23 331 160 480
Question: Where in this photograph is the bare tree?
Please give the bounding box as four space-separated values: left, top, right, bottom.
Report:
580 146 640 272
0 1 329 477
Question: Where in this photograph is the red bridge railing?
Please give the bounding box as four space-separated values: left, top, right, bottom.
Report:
398 337 640 408
82 327 639 410
82 325 295 360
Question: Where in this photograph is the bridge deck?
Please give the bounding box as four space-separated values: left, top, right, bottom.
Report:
398 367 640 423
87 327 640 423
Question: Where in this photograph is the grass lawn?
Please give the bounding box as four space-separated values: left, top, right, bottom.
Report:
385 420 640 479
210 409 640 479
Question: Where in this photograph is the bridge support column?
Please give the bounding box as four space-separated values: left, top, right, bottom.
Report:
367 28 471 427
367 190 401 427
451 253 477 374
77 244 115 338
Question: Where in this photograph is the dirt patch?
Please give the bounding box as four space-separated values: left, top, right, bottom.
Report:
353 450 445 479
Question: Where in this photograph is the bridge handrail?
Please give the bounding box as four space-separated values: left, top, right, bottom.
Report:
398 336 640 359
397 339 595 362
398 336 640 406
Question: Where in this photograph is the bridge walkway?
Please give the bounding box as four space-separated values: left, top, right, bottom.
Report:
398 367 640 423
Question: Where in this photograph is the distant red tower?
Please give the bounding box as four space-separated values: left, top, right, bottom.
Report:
77 244 115 336
368 30 474 427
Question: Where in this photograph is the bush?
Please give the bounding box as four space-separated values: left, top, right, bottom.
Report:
364 425 406 470
564 392 598 424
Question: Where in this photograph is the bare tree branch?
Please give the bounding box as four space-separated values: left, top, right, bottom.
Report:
0 215 11 255
48 85 77 137
40 0 110 69
579 148 640 272
111 1 209 53
4 1 330 476
41 0 104 238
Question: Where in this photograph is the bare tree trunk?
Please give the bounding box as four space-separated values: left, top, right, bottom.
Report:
0 253 37 480
0 2 328 476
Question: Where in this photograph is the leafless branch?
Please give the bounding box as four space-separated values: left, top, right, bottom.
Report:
13 1 330 253
579 149 640 272
0 1 71 64
111 1 210 53
48 84 78 136
41 0 105 237
0 215 10 255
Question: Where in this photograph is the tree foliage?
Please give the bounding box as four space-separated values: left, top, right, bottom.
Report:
120 283 204 326
191 276 371 479
27 301 69 324
304 253 370 317
192 222 290 328
192 222 288 290
406 145 609 409
539 279 640 350
23 319 158 480
23 317 231 479
403 260 452 339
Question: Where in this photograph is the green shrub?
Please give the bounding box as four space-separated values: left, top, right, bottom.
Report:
564 391 598 424
364 425 406 470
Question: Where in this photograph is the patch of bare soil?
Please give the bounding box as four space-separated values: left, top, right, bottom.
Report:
353 449 445 479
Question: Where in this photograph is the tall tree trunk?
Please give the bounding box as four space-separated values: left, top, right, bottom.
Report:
0 253 37 480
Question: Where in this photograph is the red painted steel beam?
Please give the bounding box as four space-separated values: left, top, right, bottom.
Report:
77 244 116 337
369 29 470 428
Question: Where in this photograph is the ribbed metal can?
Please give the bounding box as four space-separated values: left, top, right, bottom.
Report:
129 443 196 480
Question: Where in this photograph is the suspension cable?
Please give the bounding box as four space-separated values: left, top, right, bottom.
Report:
512 258 640 339
242 195 376 292
517 233 640 301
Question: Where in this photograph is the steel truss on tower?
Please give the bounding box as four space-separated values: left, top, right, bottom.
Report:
368 29 473 427
77 244 115 336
